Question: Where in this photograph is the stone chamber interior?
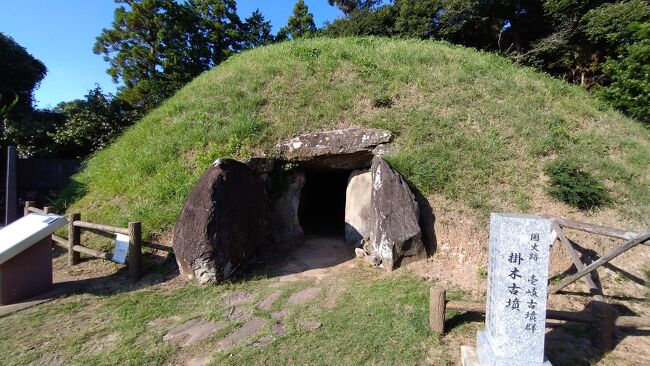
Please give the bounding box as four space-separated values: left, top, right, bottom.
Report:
298 169 351 237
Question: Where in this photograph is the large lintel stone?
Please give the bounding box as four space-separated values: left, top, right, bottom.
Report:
274 127 392 169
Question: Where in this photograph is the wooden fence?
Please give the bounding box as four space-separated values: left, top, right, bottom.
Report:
24 201 142 281
429 287 650 351
429 216 650 351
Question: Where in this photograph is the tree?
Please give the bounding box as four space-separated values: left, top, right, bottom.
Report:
0 32 47 146
243 9 274 49
325 5 397 37
328 0 384 15
51 86 138 158
598 21 650 123
94 0 244 111
278 0 317 40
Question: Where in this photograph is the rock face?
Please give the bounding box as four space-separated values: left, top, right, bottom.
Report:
368 156 426 270
274 127 392 169
173 158 267 284
344 170 372 246
270 171 305 245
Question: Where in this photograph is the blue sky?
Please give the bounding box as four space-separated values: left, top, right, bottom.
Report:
0 1 343 109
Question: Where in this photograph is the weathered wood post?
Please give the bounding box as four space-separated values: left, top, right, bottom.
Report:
430 286 446 336
591 301 615 351
44 206 55 214
128 221 142 281
5 146 17 225
67 213 81 265
23 201 36 216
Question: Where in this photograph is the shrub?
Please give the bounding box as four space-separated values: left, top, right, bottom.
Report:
544 159 612 210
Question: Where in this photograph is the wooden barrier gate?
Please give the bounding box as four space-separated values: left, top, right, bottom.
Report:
24 201 142 281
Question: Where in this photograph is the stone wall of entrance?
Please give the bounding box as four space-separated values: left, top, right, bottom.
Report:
172 128 434 283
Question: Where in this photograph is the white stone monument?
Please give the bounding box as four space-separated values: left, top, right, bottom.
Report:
475 213 553 366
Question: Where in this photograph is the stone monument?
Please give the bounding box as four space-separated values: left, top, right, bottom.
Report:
475 213 553 366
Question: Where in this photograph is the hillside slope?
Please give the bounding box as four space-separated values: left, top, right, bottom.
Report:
60 37 650 238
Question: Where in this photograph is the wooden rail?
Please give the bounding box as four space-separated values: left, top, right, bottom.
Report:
544 215 648 245
429 287 649 351
23 202 142 281
548 230 650 295
68 213 142 281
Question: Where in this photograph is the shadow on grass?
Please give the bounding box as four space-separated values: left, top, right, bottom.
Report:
0 249 179 319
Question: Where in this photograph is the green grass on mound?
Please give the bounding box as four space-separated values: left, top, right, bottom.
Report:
59 37 650 239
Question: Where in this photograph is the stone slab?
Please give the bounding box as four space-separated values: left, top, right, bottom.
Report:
217 317 267 351
477 213 553 366
225 306 252 322
271 323 288 335
163 318 227 347
257 291 281 311
249 335 275 347
287 287 320 305
271 309 289 320
344 170 372 246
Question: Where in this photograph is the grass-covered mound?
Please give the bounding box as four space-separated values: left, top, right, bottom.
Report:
60 37 650 238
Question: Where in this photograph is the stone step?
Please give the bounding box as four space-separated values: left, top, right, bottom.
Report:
217 317 267 352
287 287 320 305
163 318 227 347
256 290 281 310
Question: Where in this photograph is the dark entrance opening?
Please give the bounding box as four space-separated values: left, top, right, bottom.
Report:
299 169 350 237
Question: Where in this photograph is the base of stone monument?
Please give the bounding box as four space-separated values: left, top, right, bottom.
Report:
476 330 552 366
460 345 480 366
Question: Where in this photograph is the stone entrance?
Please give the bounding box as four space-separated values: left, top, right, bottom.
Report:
173 127 434 284
299 169 349 236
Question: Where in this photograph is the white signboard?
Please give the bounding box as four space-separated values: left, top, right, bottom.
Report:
0 213 67 265
113 234 129 264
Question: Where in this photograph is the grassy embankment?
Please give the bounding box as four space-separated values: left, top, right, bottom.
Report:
58 37 650 242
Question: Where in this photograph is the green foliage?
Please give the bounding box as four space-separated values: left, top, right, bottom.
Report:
0 32 47 147
277 0 317 40
94 0 246 111
372 95 393 108
328 0 383 15
582 0 650 46
599 34 650 123
5 109 66 157
51 86 138 158
324 6 397 37
544 158 612 210
595 18 650 123
243 9 274 49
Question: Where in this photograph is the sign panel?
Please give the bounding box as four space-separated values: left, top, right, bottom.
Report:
113 233 129 264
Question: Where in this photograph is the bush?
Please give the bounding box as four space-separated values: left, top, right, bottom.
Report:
544 159 612 210
599 35 650 124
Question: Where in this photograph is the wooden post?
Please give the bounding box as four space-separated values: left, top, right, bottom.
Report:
549 230 650 295
591 301 615 351
552 222 605 301
67 213 81 265
430 287 446 336
5 146 17 225
128 221 142 281
43 206 55 214
23 201 36 216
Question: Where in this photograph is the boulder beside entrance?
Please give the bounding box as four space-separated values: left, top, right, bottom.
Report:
172 158 268 284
